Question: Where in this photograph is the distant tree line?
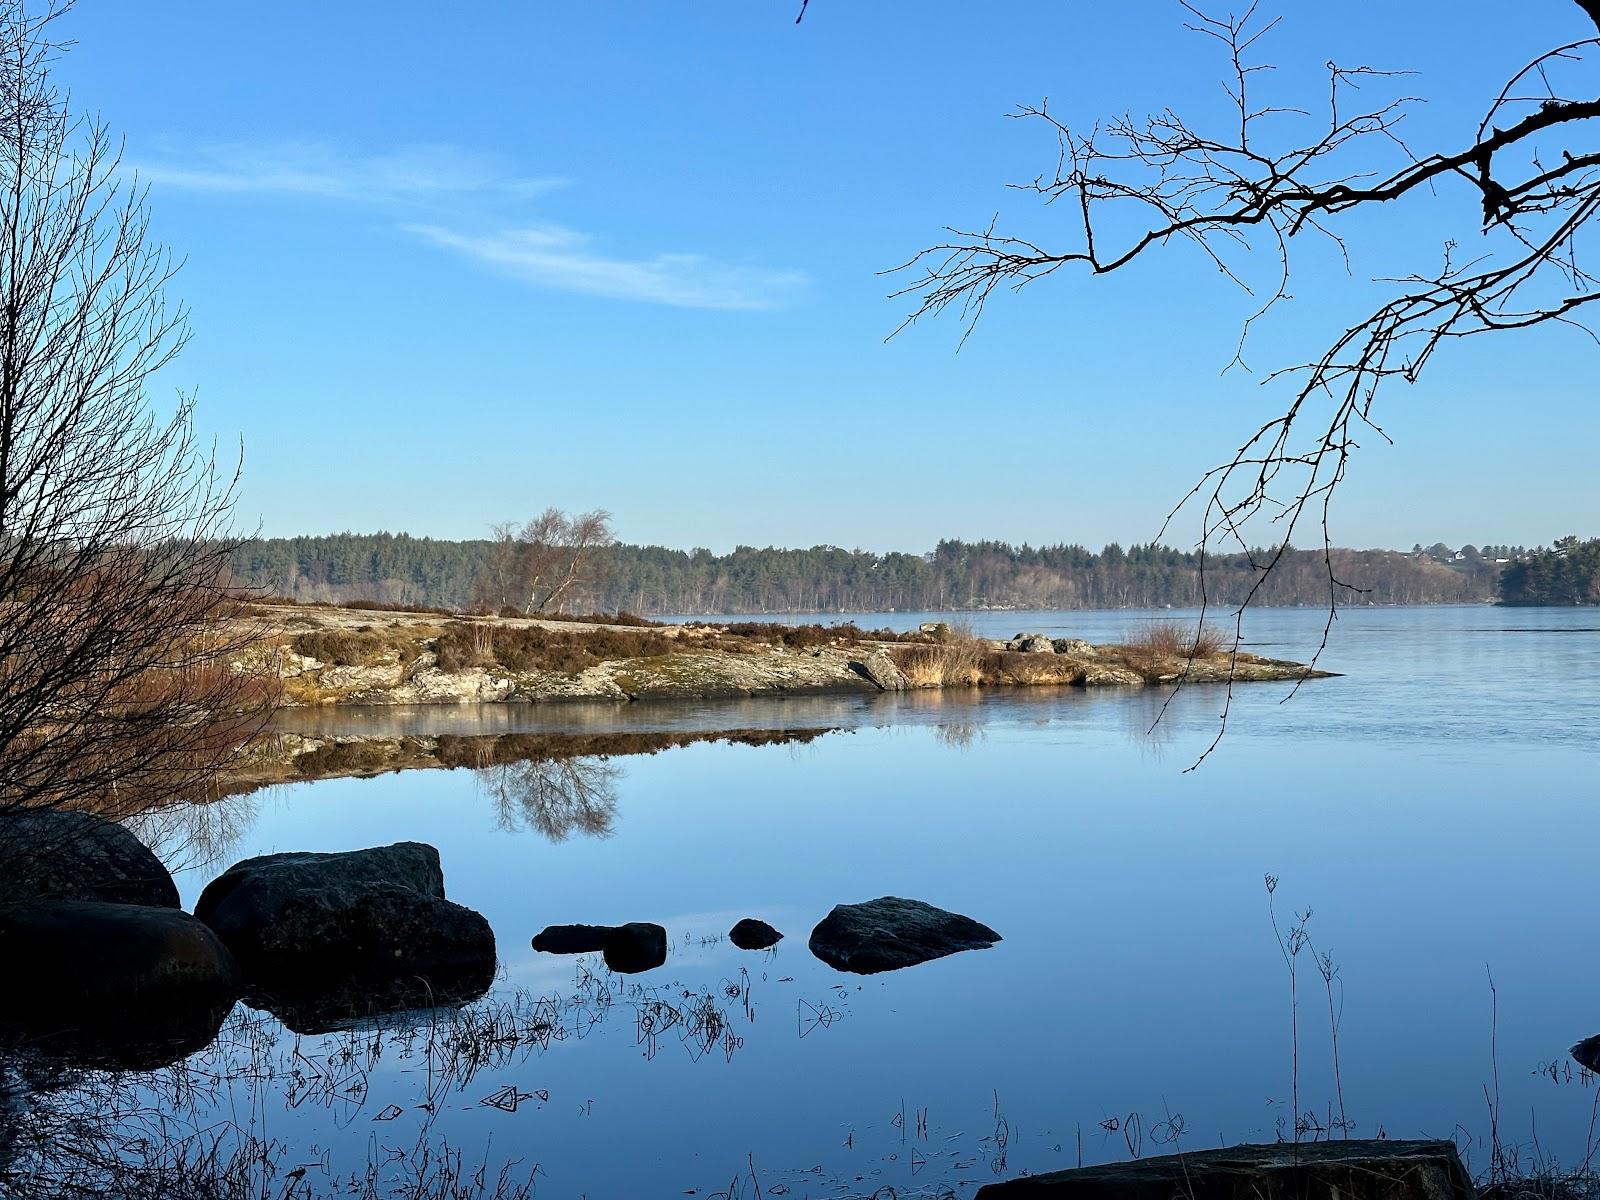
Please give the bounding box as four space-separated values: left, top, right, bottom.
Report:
227 532 1508 614
1497 537 1600 606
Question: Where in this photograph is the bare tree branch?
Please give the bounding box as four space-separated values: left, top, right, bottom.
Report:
891 3 1600 760
0 2 276 817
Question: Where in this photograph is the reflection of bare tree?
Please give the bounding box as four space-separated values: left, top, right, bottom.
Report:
477 756 621 842
127 790 262 876
934 721 984 750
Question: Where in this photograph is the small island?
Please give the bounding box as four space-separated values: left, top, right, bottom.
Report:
240 602 1332 708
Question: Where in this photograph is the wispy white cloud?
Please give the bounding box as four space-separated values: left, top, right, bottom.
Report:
136 141 806 311
402 223 808 311
135 141 566 208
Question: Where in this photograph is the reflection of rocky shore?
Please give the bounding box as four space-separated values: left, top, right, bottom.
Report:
222 725 840 797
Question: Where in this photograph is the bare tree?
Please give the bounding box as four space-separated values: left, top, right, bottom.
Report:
0 2 274 817
474 507 615 615
893 1 1600 758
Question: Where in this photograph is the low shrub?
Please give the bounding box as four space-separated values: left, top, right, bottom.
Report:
433 622 678 675
289 628 422 667
1120 619 1231 676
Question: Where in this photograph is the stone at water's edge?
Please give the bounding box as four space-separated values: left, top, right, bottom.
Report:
854 648 910 692
602 922 668 974
194 841 446 925
808 896 1000 974
0 900 241 1070
196 842 495 1034
975 1140 1476 1200
239 886 497 1034
0 809 179 909
1571 1033 1600 1072
532 924 615 954
530 921 669 973
729 918 783 950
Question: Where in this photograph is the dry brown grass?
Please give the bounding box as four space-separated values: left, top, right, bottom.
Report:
991 652 1083 686
433 622 678 674
891 622 989 686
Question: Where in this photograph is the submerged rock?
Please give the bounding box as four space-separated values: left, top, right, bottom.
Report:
974 1139 1474 1200
0 809 179 909
196 842 494 1031
603 923 668 974
728 918 784 950
531 924 615 954
0 900 240 1069
808 896 1000 974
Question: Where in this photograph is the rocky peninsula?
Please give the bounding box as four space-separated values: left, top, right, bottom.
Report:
241 603 1332 707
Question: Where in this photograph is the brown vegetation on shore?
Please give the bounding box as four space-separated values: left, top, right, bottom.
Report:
247 602 1325 708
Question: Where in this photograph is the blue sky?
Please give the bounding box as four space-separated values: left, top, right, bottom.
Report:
62 1 1600 552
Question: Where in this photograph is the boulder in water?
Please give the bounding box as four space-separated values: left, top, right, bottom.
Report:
0 900 240 1069
531 924 615 954
602 923 667 974
530 921 668 973
196 842 494 1030
729 918 783 950
973 1139 1473 1200
809 896 1000 974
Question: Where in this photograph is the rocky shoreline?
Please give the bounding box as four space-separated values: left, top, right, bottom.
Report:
243 605 1333 708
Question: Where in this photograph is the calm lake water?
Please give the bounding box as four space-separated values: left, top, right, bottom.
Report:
62 607 1600 1195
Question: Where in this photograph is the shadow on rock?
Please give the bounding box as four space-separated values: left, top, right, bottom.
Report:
0 901 240 1070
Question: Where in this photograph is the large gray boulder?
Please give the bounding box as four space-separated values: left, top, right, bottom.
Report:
195 842 494 1033
0 809 178 909
194 841 445 925
974 1140 1474 1200
809 896 1000 974
1052 638 1096 656
1008 635 1056 654
854 649 910 692
0 900 240 1070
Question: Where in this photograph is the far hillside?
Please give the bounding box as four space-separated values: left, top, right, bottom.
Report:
226 534 1511 614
